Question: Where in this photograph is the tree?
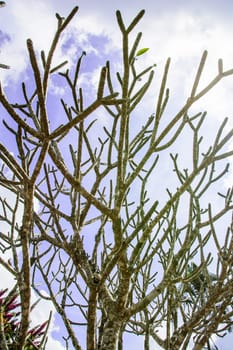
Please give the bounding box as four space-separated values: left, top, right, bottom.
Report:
0 5 233 350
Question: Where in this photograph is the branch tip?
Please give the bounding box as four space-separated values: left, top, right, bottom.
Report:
116 10 125 32
127 9 145 33
218 59 223 74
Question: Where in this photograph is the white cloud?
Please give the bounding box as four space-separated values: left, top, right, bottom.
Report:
30 291 66 350
0 1 56 85
1 0 233 113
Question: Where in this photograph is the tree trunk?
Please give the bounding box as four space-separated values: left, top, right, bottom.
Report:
99 320 121 350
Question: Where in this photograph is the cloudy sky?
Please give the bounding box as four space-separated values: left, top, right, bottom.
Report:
0 0 233 349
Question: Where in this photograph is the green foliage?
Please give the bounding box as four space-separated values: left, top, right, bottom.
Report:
135 47 150 57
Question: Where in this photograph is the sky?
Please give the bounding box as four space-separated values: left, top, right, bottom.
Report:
0 0 233 349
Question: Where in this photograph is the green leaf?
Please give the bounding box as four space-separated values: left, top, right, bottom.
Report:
135 47 150 57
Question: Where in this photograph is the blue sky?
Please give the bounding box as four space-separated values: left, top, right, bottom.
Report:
0 1 233 349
